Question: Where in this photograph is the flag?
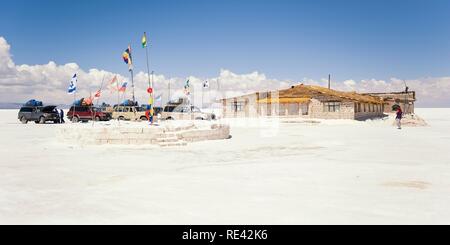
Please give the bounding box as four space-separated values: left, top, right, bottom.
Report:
94 90 101 100
122 45 133 71
84 97 93 105
142 32 148 48
108 75 118 93
155 94 162 102
184 79 190 95
203 80 209 88
67 74 77 94
118 82 128 92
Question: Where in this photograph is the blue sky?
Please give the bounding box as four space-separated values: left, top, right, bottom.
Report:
1 0 450 82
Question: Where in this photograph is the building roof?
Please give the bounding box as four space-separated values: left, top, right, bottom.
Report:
256 97 311 104
219 84 385 104
277 85 384 104
362 91 416 102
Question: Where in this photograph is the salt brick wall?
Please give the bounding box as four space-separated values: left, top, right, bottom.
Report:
384 101 415 114
307 99 355 119
222 97 385 120
222 94 259 118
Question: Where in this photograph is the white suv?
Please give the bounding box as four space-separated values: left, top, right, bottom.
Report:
161 105 216 120
112 106 148 121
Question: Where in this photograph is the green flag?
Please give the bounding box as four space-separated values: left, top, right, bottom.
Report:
142 32 147 48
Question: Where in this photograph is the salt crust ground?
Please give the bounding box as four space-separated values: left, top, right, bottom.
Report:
0 108 449 224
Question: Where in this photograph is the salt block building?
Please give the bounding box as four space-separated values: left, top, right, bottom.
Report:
362 91 416 114
219 84 386 120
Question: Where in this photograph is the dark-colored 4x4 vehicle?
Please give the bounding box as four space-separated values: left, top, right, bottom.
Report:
18 106 60 124
67 106 111 122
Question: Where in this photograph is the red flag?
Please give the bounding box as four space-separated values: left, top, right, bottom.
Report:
108 76 118 93
94 90 101 99
83 97 93 105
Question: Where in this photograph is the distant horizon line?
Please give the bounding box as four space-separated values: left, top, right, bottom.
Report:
0 102 448 110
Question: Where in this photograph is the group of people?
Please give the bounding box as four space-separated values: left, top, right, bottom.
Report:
54 108 65 124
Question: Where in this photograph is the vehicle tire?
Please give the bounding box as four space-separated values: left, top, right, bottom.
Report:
140 116 148 121
118 116 125 121
20 116 28 124
195 117 204 120
166 117 174 120
54 120 59 124
39 116 46 124
72 116 79 123
95 116 100 121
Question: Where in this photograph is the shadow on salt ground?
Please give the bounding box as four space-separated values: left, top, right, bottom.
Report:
381 180 431 190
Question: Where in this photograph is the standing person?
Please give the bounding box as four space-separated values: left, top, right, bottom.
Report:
59 108 65 123
150 107 154 124
396 107 403 129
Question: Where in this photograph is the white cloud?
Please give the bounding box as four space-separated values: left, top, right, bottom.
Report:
0 37 16 78
0 36 449 107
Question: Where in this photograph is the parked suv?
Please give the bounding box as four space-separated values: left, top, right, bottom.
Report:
94 106 113 120
67 106 111 122
140 105 163 118
112 106 148 121
161 104 216 120
18 105 60 124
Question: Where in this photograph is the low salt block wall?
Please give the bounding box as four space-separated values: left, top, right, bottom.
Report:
56 121 231 146
179 124 231 142
390 114 428 127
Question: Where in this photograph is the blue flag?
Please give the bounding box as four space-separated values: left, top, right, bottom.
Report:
67 74 77 94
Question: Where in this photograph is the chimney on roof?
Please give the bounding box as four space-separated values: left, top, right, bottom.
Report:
328 74 331 90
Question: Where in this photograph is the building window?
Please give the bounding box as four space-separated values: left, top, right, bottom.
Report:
324 102 340 112
231 101 244 112
301 103 308 115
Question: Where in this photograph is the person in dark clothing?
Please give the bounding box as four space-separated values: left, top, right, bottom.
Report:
59 109 65 123
396 108 403 129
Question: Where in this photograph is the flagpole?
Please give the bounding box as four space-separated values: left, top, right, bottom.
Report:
151 71 154 123
90 90 95 126
168 80 171 103
73 90 76 123
117 78 120 123
130 69 135 104
143 32 154 124
151 71 154 93
95 75 105 108
145 33 151 89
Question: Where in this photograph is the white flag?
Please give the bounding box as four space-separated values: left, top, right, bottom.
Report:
67 74 77 94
